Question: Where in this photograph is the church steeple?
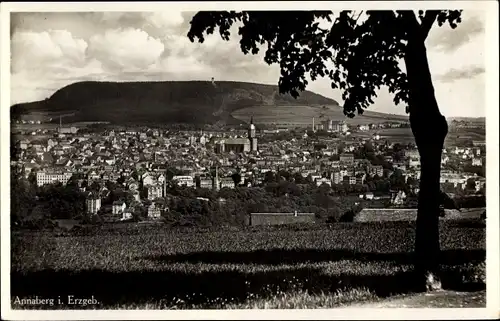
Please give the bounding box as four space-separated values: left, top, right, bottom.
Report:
213 166 220 191
248 116 257 152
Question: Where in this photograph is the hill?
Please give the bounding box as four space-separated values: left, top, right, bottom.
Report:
11 80 407 126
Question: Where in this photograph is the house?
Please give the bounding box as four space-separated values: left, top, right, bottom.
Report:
86 196 101 214
368 165 384 177
473 177 486 192
147 184 163 200
315 177 331 187
339 153 354 164
147 203 162 219
391 190 407 205
356 174 365 185
408 158 420 168
112 201 127 215
172 175 194 187
220 177 235 189
343 176 357 185
331 172 343 184
365 192 374 200
121 212 133 220
127 180 139 191
142 173 155 186
36 170 73 187
198 177 213 189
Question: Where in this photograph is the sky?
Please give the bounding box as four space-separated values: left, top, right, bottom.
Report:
10 10 487 117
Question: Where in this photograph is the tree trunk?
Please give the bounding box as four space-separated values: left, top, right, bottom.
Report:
404 35 448 291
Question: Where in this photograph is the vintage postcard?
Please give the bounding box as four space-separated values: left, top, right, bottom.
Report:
1 1 498 320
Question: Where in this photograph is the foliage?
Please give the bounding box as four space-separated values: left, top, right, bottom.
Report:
10 168 37 224
188 10 462 116
37 183 87 220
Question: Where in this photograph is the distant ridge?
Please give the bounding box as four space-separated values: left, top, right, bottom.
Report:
11 80 408 126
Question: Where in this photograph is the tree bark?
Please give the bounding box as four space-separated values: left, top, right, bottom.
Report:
404 33 448 291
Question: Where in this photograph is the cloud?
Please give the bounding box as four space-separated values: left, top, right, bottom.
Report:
87 28 165 72
11 29 88 73
427 12 485 53
9 11 487 118
436 65 485 83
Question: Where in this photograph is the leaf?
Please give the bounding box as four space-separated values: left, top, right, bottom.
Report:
187 10 461 117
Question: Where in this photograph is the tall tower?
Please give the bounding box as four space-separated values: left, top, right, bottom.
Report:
213 166 220 191
163 175 167 198
248 116 257 152
312 117 315 132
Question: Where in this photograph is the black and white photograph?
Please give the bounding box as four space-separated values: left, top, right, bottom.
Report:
1 1 498 319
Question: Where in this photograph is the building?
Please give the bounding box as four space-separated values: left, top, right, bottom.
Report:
343 176 357 185
356 174 366 185
331 171 343 184
332 121 348 133
147 184 163 200
224 138 251 153
248 116 258 152
220 177 235 189
172 175 194 187
408 158 420 168
215 118 258 153
473 177 486 191
142 173 155 186
440 173 467 188
339 153 354 164
472 140 486 147
86 196 101 214
112 201 127 215
198 177 213 189
319 119 347 132
405 150 420 159
249 212 315 226
58 126 78 134
368 165 384 177
472 158 483 166
212 167 220 192
391 190 407 205
122 212 133 220
36 170 73 186
316 177 331 187
147 203 162 219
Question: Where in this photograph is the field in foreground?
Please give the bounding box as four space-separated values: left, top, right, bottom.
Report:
11 221 486 309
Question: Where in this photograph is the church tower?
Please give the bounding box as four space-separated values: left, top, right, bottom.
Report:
212 166 220 191
248 116 258 152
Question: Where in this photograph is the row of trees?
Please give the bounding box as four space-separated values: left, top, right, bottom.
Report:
162 183 362 227
11 169 88 227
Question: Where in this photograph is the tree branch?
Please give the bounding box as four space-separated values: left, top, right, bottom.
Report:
419 10 440 40
354 10 364 24
398 10 421 41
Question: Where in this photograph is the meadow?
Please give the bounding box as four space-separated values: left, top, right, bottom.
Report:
232 105 409 126
351 127 485 146
10 220 485 309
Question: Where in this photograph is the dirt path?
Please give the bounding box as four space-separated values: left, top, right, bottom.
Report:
347 290 486 308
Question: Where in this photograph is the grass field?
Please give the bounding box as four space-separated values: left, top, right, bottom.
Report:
11 221 485 309
232 105 409 126
351 127 485 146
